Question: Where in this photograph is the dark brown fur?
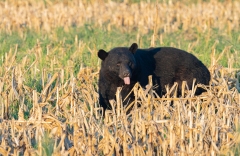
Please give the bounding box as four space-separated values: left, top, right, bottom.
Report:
98 43 210 113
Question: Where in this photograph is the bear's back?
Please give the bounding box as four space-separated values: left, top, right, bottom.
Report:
134 47 210 95
136 47 206 69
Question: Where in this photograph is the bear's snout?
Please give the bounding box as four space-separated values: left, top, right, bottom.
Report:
120 69 132 78
119 65 132 85
119 64 132 78
123 72 130 77
122 70 131 85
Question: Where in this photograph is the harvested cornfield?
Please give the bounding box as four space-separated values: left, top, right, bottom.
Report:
0 49 239 155
0 0 239 156
0 0 239 34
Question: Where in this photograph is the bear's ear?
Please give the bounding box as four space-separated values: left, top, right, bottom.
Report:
98 49 108 61
129 43 138 54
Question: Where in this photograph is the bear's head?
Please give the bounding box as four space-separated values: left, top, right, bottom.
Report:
98 43 138 85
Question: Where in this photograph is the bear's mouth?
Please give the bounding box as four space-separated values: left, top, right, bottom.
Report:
124 77 130 85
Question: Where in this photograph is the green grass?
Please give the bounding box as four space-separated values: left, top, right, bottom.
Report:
42 134 55 155
0 25 239 68
33 132 55 156
158 28 240 67
0 24 239 100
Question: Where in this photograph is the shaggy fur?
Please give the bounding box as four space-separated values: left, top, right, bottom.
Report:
98 43 210 112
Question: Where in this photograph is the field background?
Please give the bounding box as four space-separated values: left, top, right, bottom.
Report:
0 0 239 155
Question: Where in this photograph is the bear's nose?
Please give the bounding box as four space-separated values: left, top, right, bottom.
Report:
123 71 131 77
124 73 130 77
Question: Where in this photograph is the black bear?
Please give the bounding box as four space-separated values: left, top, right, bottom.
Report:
98 43 210 112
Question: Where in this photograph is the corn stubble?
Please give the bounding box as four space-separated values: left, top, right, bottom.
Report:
0 49 239 156
0 0 239 34
0 0 239 155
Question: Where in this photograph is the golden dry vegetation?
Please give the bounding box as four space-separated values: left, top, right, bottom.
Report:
0 0 239 155
0 0 239 34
